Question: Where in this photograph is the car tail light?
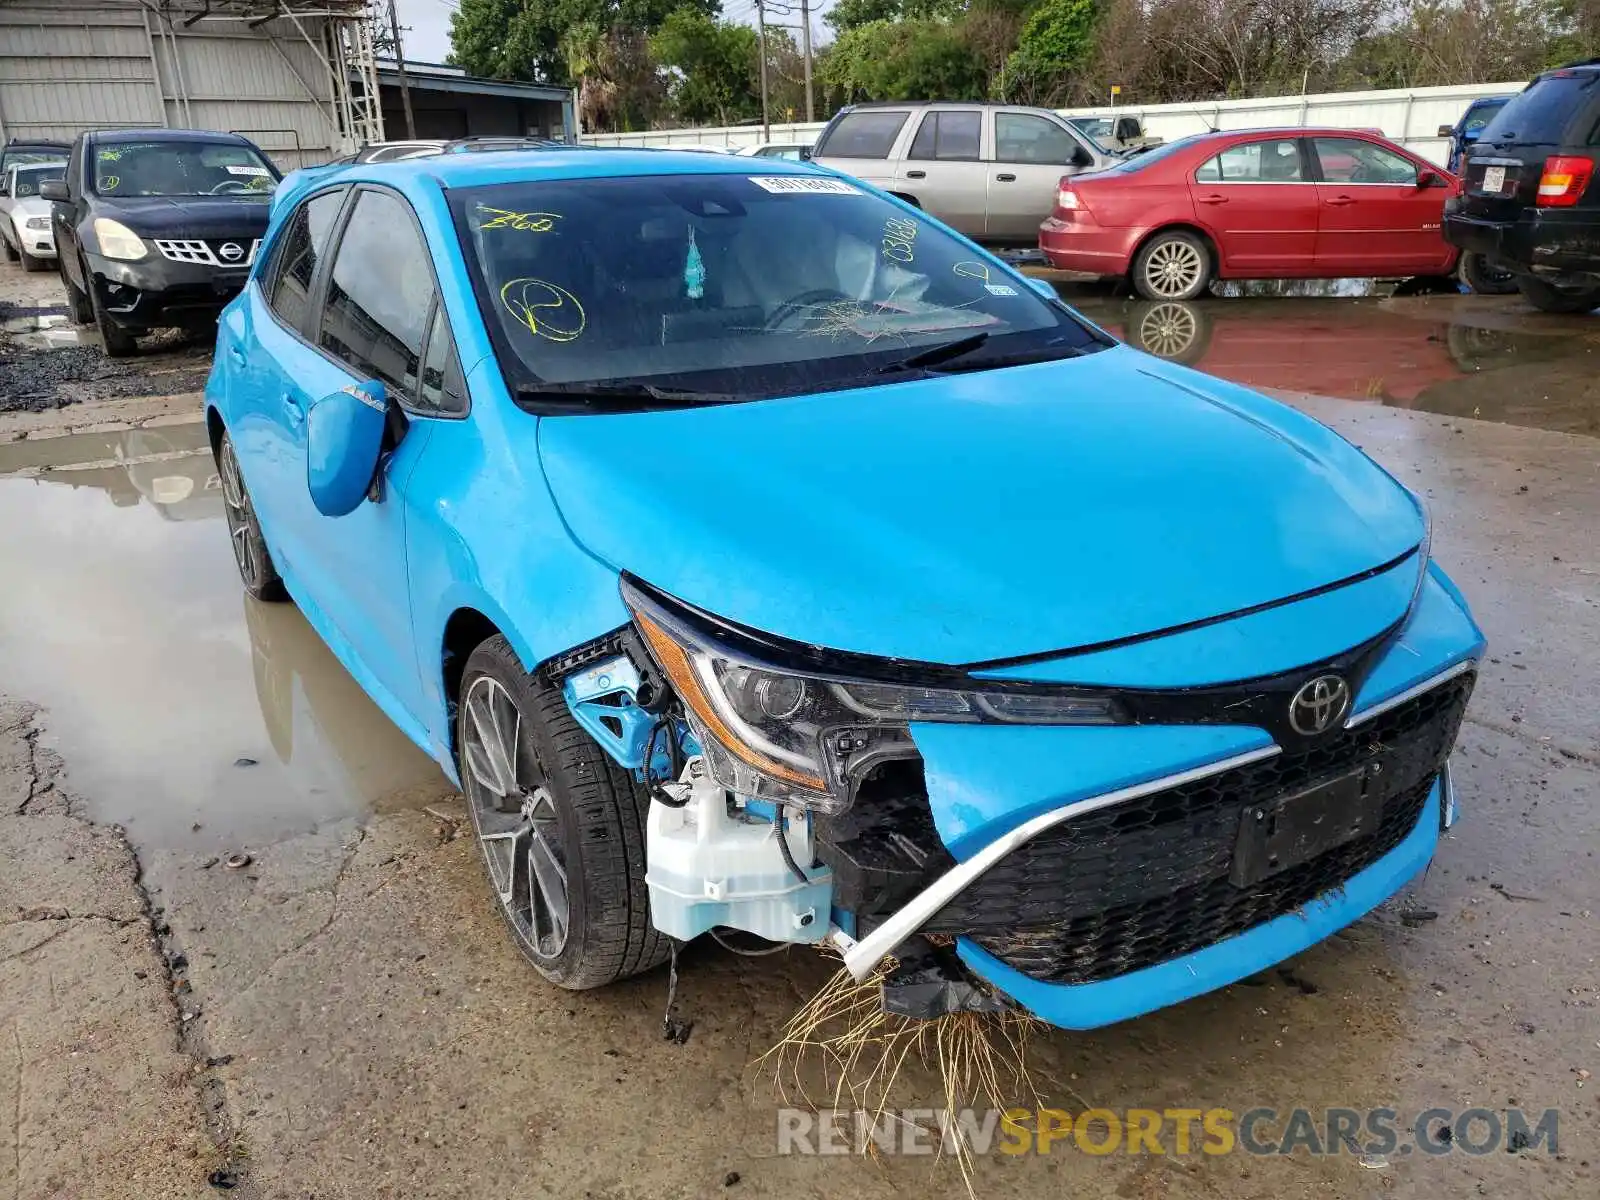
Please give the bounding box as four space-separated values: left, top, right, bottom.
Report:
1536 155 1594 206
1056 180 1080 210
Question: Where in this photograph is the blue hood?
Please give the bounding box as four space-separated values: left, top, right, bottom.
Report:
537 346 1425 666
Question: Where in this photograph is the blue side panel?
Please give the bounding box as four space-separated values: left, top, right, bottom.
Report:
960 783 1442 1029
976 556 1419 687
909 722 1275 860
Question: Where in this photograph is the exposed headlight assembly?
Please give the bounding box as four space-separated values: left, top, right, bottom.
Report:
622 578 1123 814
92 218 146 261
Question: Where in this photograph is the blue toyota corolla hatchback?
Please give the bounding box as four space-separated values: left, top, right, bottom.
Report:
206 148 1483 1028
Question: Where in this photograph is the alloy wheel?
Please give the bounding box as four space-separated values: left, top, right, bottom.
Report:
218 439 263 591
1143 239 1205 298
461 675 570 961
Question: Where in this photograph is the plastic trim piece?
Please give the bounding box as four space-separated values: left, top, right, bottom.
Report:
1345 659 1477 730
839 743 1283 981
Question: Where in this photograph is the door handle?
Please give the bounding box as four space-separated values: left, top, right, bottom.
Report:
995 173 1017 182
1196 193 1229 205
1325 195 1356 206
280 392 304 429
227 345 246 365
905 169 926 179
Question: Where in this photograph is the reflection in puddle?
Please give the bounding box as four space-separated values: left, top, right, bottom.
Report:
1067 293 1600 438
0 424 447 851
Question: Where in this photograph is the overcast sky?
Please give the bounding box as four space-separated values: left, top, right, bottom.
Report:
395 0 830 68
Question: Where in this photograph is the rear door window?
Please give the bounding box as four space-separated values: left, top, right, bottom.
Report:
1482 72 1599 145
908 111 981 161
265 189 346 335
1195 139 1304 183
817 110 909 158
317 189 437 398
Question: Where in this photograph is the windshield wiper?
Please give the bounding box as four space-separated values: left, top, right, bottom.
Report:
515 381 741 410
874 331 990 374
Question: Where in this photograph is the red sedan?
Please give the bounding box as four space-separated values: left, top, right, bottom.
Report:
1038 128 1460 300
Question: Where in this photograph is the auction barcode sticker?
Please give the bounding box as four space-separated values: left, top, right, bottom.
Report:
748 176 861 196
226 165 272 177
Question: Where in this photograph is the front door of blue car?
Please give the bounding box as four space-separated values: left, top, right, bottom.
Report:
245 184 464 735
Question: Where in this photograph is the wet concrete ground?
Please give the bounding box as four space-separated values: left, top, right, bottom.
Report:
1 260 1598 1199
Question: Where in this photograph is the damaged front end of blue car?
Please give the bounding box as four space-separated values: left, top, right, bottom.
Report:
549 501 1482 1031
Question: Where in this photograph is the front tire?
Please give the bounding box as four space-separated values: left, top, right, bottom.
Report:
1132 231 1212 301
1517 274 1600 314
458 636 669 990
1459 252 1516 295
217 431 287 602
89 277 138 357
1 233 17 263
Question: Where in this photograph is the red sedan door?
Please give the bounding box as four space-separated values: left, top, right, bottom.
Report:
1309 136 1454 275
1189 136 1319 275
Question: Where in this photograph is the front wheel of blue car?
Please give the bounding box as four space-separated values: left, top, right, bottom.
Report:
458 636 670 989
217 431 287 603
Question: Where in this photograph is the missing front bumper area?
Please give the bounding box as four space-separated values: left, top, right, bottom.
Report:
842 665 1475 985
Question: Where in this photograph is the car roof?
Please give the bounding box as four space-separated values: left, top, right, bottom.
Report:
4 138 69 148
329 147 827 189
88 128 256 145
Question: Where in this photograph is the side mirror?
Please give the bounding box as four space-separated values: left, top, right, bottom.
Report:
305 380 388 517
1072 145 1093 167
1436 124 1455 138
1026 277 1057 301
799 146 812 160
1416 168 1439 189
39 179 68 202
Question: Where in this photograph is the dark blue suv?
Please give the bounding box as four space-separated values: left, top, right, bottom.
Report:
1439 96 1510 175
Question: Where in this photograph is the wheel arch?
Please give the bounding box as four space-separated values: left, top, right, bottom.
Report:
205 404 226 461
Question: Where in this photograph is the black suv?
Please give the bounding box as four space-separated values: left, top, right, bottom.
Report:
41 128 281 356
1445 62 1600 313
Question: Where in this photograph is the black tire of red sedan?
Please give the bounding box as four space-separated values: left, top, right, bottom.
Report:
1516 274 1600 314
1132 231 1212 301
1459 252 1517 295
60 259 93 324
457 635 669 990
217 431 288 603
88 278 137 357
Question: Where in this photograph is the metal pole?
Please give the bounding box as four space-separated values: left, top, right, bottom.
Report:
800 0 813 123
387 0 415 138
756 0 771 142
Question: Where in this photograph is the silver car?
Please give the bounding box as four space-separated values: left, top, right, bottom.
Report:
0 160 64 270
810 101 1115 244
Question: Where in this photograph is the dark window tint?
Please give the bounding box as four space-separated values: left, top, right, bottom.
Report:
909 111 981 161
995 113 1081 165
318 189 436 396
817 110 909 158
418 304 467 414
1482 73 1599 145
266 189 345 333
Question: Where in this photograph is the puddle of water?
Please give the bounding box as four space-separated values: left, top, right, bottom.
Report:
0 424 446 852
1064 294 1600 438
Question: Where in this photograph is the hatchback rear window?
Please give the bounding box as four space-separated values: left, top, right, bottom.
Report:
1480 73 1599 145
817 111 909 159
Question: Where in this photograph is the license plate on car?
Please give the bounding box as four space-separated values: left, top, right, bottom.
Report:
1482 166 1506 194
1229 763 1387 888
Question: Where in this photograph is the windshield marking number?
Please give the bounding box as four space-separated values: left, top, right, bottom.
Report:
476 206 564 232
882 216 917 264
500 277 587 343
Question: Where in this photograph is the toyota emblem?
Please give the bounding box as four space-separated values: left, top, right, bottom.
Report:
1288 675 1350 737
218 242 244 262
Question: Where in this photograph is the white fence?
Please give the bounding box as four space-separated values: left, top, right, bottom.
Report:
580 81 1525 167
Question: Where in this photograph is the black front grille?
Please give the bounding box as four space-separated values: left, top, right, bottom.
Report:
926 672 1474 985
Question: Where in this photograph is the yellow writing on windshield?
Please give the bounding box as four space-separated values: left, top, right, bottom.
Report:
476 206 563 233
500 277 586 343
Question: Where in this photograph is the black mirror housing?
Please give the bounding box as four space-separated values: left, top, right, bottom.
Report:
39 179 69 202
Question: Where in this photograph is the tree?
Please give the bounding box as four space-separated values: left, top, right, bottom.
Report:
1003 0 1099 103
450 0 716 85
564 22 664 131
822 18 987 101
651 10 762 126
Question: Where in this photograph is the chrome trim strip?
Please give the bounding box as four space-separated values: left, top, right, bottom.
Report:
840 743 1283 982
1344 659 1476 730
1439 761 1457 830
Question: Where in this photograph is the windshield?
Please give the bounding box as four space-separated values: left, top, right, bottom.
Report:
452 173 1103 408
93 140 278 198
1462 100 1507 137
9 163 64 197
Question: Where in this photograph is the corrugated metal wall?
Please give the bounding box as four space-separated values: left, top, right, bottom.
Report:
0 1 343 169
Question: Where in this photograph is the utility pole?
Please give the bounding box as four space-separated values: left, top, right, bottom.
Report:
799 0 813 123
387 0 416 139
756 0 771 142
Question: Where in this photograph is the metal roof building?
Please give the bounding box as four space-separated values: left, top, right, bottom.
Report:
0 0 575 168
